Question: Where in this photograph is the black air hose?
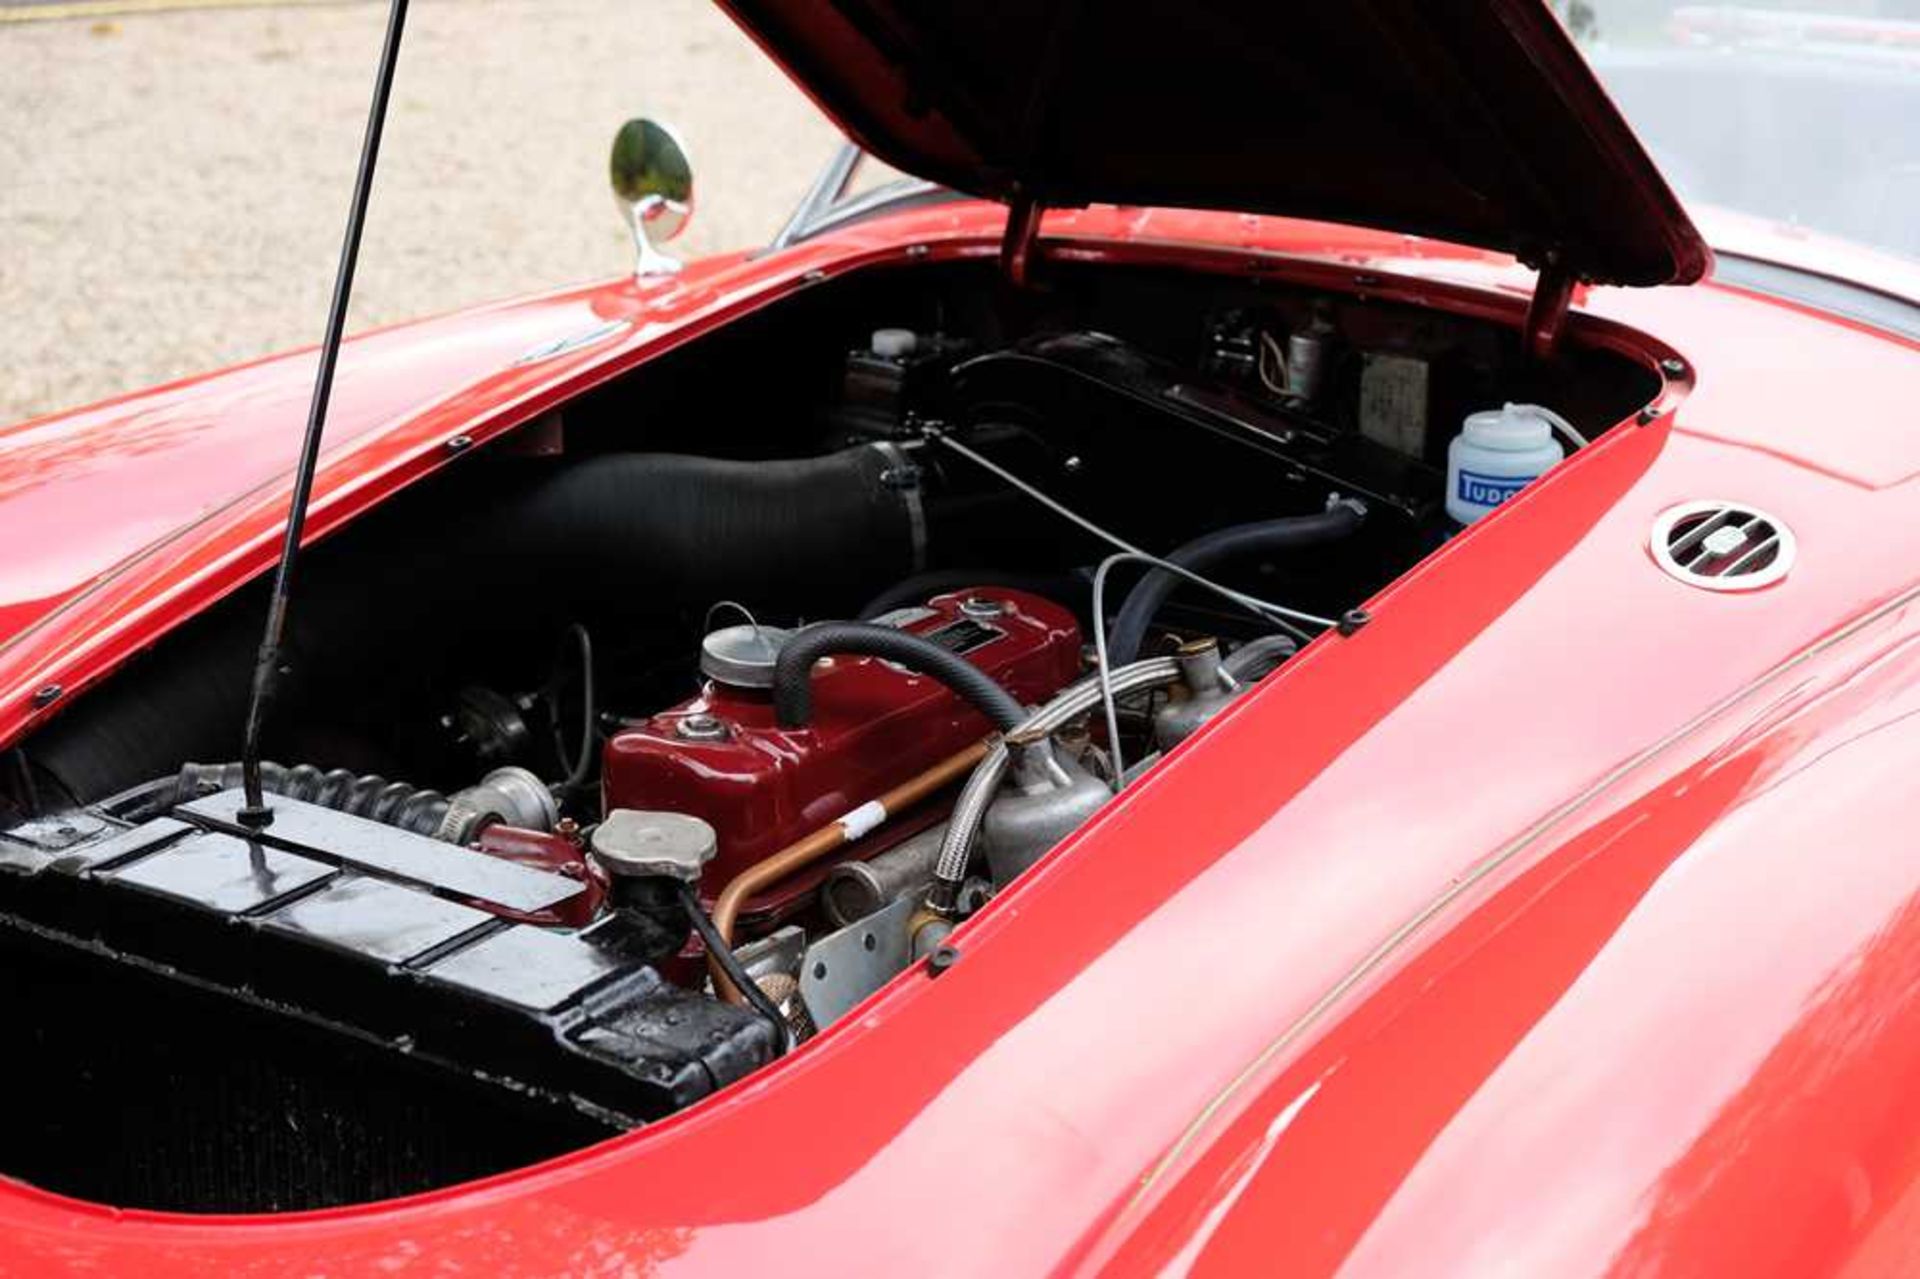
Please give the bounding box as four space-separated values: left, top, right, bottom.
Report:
1107 505 1366 665
470 447 921 608
772 622 1028 731
28 444 922 804
172 761 450 836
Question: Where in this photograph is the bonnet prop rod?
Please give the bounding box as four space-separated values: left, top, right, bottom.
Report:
235 0 411 829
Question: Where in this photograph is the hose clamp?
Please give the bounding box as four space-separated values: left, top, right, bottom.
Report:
871 441 928 572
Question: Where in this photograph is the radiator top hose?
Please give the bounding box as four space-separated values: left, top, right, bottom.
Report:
172 760 556 844
174 761 449 836
772 621 1029 732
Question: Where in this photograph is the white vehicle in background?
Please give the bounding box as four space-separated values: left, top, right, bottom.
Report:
1568 0 1920 314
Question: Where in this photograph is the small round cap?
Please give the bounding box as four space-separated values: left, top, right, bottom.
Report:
591 809 718 882
870 327 918 359
699 623 791 689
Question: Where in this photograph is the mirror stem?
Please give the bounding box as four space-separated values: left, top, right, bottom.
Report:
630 198 684 277
237 0 411 829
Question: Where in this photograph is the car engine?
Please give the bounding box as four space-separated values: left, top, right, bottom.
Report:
0 261 1660 1212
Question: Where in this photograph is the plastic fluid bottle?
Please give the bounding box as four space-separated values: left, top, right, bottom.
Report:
1446 402 1577 525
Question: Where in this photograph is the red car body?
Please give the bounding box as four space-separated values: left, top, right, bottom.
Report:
3 3 1918 1275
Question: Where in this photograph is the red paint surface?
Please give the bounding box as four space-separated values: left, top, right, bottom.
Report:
603 589 1080 906
472 824 606 929
0 200 1916 1276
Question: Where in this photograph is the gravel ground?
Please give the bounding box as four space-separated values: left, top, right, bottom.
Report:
0 0 843 425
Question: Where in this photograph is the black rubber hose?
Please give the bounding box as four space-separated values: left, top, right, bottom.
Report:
1107 506 1365 665
468 446 918 611
772 622 1028 731
28 444 919 804
677 881 788 1057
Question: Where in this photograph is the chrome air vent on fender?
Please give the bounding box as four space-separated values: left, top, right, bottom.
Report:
1651 501 1796 591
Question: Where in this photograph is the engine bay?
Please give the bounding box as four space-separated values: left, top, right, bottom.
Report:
0 257 1659 1212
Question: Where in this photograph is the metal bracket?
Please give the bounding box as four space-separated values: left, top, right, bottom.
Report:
999 193 1045 288
799 894 916 1029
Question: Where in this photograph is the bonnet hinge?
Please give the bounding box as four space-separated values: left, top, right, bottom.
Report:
1523 255 1577 362
999 192 1045 289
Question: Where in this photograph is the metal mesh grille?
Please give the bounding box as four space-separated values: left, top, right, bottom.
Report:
1 927 618 1213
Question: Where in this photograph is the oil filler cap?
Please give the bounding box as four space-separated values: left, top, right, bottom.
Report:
591 810 717 883
699 623 792 690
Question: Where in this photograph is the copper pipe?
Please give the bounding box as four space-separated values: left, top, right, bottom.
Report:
709 737 994 1002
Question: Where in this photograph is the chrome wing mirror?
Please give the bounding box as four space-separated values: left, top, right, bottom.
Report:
610 118 693 278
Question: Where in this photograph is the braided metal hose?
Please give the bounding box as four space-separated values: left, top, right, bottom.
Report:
924 656 1182 911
